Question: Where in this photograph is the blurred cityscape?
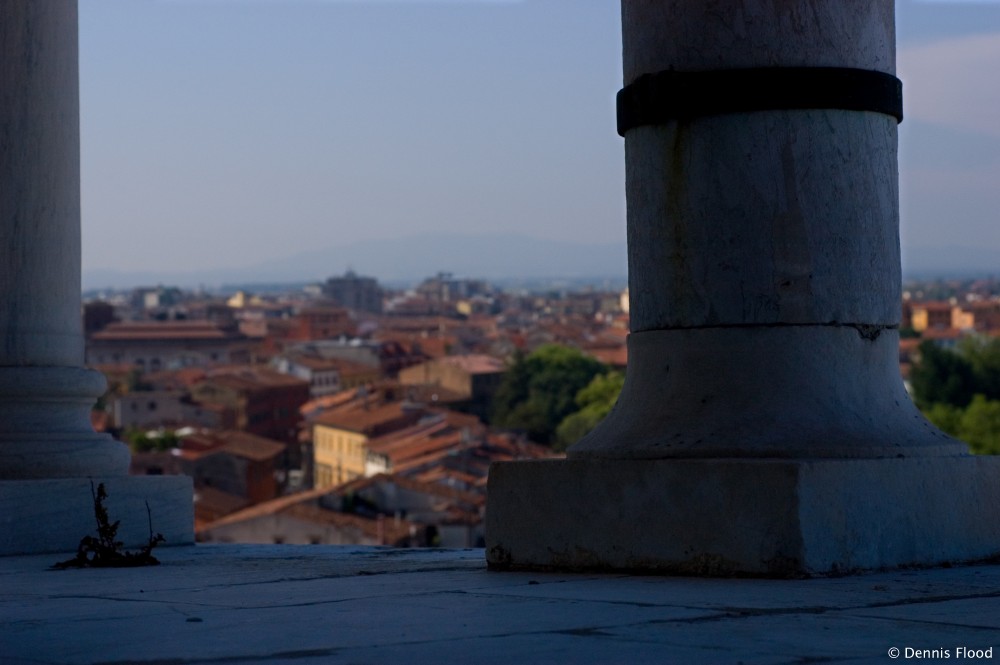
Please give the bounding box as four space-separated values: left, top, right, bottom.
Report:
84 269 1000 548
84 270 630 547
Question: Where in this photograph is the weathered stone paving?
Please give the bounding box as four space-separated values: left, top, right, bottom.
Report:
2 545 998 664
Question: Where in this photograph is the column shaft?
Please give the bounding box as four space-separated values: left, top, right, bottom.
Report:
0 0 129 478
569 0 966 459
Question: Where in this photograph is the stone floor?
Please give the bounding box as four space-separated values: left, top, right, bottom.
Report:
2 545 999 665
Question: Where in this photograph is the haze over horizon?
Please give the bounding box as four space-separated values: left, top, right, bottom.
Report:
80 1 1000 286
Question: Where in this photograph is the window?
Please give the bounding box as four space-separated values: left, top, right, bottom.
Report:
315 463 333 488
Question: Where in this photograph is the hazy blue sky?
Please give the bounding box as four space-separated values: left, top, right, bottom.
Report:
78 1 1000 278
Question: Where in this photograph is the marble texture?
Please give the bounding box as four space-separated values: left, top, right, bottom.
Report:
570 328 965 459
0 0 130 480
0 0 85 367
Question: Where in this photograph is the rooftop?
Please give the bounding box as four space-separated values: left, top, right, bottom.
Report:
434 354 506 374
312 400 425 435
90 320 243 342
180 430 287 462
3 545 1000 664
203 366 311 391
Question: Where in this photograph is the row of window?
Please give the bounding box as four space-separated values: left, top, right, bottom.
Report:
316 430 363 457
313 462 360 488
90 352 222 367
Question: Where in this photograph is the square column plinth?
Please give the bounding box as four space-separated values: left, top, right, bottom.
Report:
0 476 194 556
486 457 1000 577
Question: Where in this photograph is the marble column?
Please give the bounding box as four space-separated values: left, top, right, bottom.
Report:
485 0 1000 576
0 0 192 555
570 1 963 460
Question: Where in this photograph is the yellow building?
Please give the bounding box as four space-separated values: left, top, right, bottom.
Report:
909 301 953 332
312 400 425 488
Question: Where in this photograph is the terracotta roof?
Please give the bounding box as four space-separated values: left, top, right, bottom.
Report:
921 328 963 340
194 486 252 516
91 320 243 342
90 363 137 375
367 412 482 463
312 401 425 436
300 389 364 418
334 358 380 378
197 486 414 544
371 427 462 466
200 486 333 528
144 367 208 389
204 366 310 391
435 354 505 374
181 430 286 462
220 432 286 462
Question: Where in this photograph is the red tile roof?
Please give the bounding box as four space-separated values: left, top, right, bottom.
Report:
204 366 310 390
180 430 286 462
91 320 242 342
312 400 425 437
197 486 414 544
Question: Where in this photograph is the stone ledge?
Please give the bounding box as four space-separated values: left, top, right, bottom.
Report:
0 475 194 556
485 457 1000 576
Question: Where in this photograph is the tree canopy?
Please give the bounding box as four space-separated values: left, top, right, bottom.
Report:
909 340 976 409
491 344 608 445
911 337 1000 455
924 395 1000 455
554 370 624 452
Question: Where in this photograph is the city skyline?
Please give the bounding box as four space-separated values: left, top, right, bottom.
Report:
79 1 1000 285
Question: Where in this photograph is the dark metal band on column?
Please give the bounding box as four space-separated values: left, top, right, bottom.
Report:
616 67 903 136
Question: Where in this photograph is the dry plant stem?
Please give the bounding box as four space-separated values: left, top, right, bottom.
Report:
51 482 165 570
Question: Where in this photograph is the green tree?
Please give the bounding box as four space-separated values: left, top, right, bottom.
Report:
957 395 1000 455
492 344 607 445
957 336 1000 401
923 402 962 437
909 341 976 409
555 371 624 452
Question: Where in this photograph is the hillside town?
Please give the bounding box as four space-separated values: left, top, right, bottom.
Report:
84 271 630 547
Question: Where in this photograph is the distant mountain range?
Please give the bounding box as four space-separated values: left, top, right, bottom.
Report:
81 234 1000 292
82 233 629 291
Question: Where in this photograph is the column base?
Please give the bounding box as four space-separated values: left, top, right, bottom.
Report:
0 476 194 556
0 367 131 478
485 457 1000 577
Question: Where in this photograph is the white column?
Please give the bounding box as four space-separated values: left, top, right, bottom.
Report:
486 0 1000 576
570 0 964 460
0 0 130 478
0 0 192 555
